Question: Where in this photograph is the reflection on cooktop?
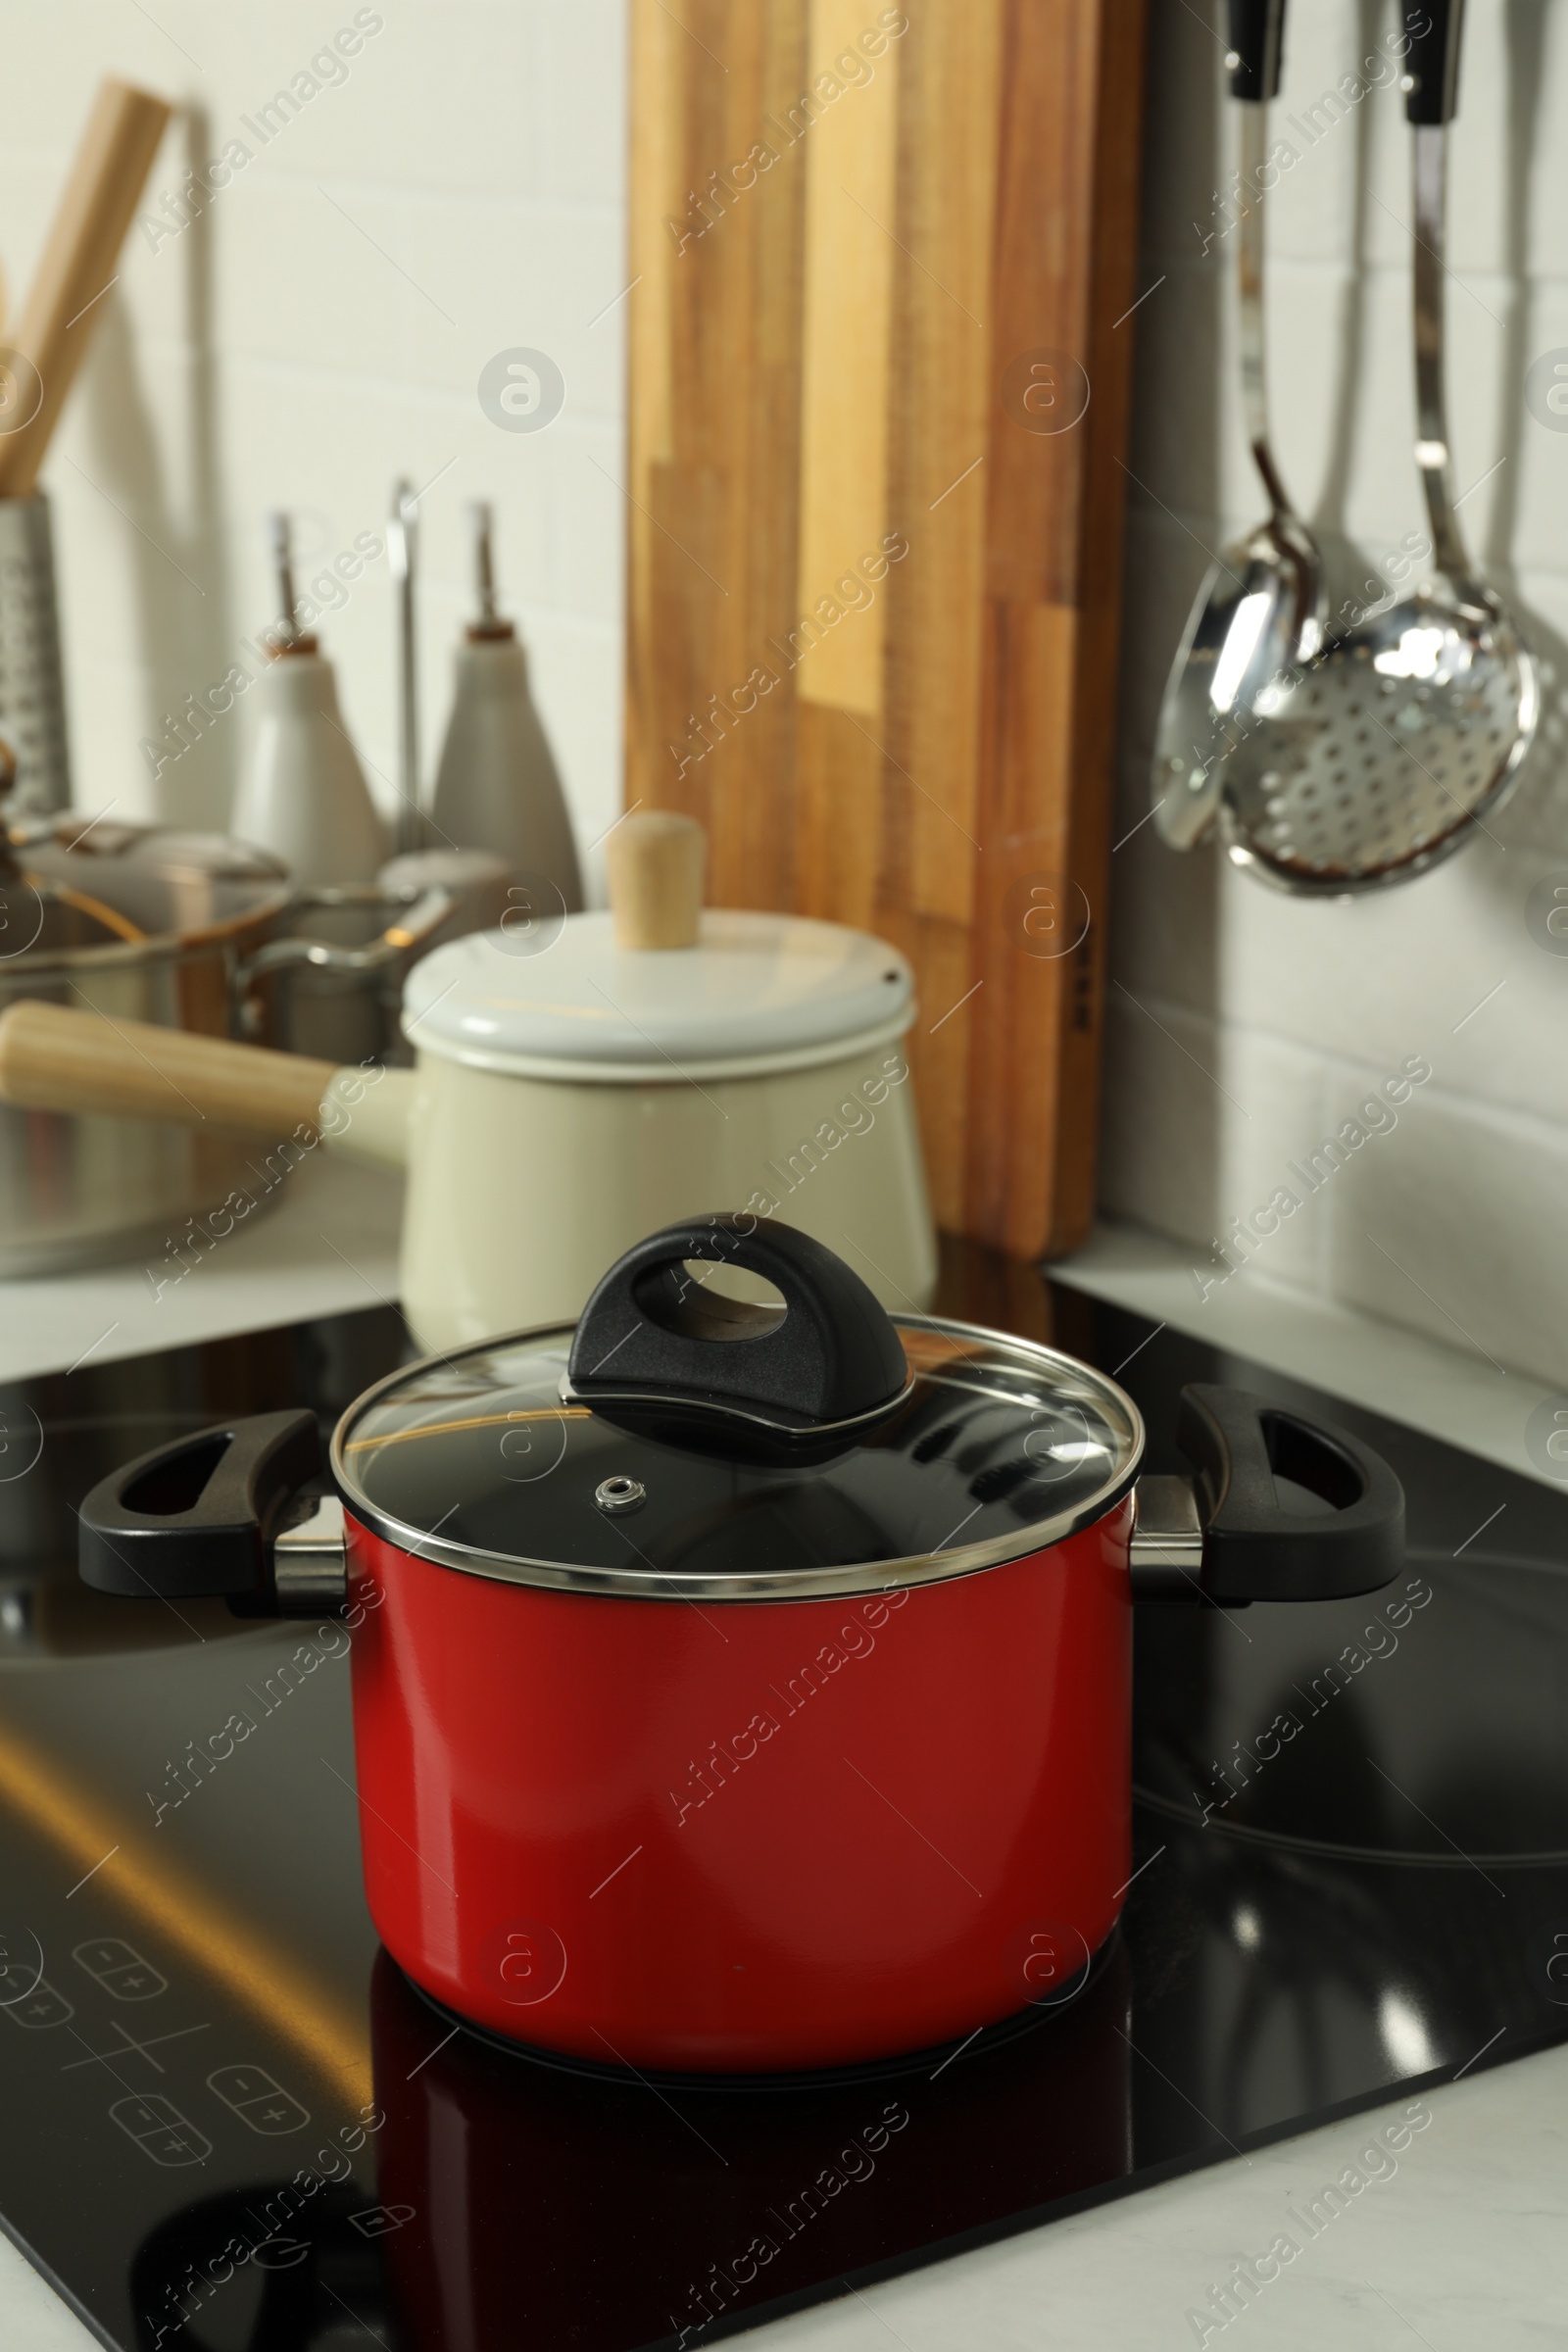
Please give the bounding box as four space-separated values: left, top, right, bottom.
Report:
0 1284 1562 2352
1136 1546 1568 1863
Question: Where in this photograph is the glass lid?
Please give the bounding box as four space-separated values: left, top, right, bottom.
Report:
333 1223 1143 1602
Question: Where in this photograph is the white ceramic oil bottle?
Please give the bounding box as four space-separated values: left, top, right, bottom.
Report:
231 511 386 886
428 503 583 910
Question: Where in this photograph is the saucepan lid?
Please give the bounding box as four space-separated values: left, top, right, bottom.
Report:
399 910 913 1082
332 1216 1144 1601
0 770 290 973
0 731 289 964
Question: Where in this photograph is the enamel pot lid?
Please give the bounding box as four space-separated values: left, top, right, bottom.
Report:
332 1216 1145 1601
398 910 914 1081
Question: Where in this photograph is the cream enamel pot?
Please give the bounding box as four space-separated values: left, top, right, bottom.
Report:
0 914 937 1348
75 1215 1406 2075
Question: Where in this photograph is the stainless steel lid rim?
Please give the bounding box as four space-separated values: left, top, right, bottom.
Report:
0 911 290 980
329 1312 1148 1602
334 1473 1143 1602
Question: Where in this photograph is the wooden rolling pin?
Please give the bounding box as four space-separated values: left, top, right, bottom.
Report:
0 77 172 498
606 808 706 950
0 1001 333 1137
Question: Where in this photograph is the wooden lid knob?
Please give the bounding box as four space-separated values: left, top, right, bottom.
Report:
606 810 706 950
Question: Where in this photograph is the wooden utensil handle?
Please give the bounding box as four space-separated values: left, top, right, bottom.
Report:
606 809 706 949
0 77 172 498
0 1001 334 1137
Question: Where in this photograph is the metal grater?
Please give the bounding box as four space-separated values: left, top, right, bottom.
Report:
0 493 72 813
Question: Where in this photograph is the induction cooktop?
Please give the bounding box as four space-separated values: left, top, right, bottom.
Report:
0 1261 1564 2352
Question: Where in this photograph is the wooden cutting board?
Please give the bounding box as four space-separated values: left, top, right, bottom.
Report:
626 0 1149 1258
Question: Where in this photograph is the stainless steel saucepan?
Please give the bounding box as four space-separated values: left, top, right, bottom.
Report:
0 756 466 1274
0 778 291 1274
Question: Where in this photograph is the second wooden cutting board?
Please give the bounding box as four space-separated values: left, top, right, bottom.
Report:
626 0 1149 1261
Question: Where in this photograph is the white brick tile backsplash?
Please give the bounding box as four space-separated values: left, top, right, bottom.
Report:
1261 257 1391 531
1100 993 1226 1253
1515 2 1568 267
395 196 625 417
1100 994 1327 1296
1503 290 1568 581
1198 1021 1331 1300
1431 0 1511 279
520 612 622 894
228 8 546 205
63 655 163 829
1 5 624 849
1322 1079 1568 1391
1121 266 1229 533
1205 830 1568 1135
548 424 628 629
540 0 628 210
1263 0 1365 268
212 176 407 379
1104 807 1223 1022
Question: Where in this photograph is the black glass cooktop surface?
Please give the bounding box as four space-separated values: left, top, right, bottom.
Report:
0 1263 1564 2352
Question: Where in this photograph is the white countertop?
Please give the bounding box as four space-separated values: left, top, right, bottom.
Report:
0 1152 405 1385
4 1194 1564 2349
1055 1223 1559 1495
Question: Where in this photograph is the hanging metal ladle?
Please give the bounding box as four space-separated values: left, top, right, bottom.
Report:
1155 0 1537 896
1152 0 1326 858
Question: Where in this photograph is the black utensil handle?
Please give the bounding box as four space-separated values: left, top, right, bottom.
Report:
1178 1384 1404 1602
1228 0 1287 101
567 1214 908 1430
78 1410 319 1613
1404 0 1465 124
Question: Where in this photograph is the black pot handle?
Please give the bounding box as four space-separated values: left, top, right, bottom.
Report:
566 1214 909 1433
78 1410 326 1617
1132 1384 1404 1603
1228 0 1287 102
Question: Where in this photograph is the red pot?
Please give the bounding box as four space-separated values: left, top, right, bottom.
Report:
79 1216 1404 2075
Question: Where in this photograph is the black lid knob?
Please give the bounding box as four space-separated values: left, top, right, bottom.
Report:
566 1215 909 1437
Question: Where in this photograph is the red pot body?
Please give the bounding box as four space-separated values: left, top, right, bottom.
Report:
345 1495 1134 2073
